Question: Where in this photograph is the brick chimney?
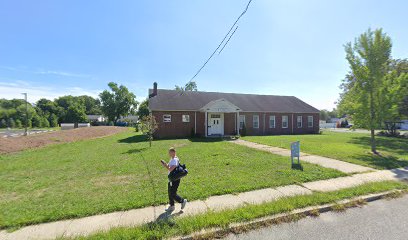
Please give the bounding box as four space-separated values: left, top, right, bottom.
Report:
149 82 158 98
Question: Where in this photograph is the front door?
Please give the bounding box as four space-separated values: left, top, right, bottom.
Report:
208 113 224 136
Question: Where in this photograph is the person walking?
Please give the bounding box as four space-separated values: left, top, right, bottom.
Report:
161 147 187 212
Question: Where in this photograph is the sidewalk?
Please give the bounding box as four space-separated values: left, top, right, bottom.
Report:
231 139 374 174
1 168 407 240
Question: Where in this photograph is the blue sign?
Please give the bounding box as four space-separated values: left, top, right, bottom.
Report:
291 141 300 165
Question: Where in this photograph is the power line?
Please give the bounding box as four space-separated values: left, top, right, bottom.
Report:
218 26 239 55
187 0 253 83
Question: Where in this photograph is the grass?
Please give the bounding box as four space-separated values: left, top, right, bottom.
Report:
0 129 344 229
243 131 408 169
76 181 408 240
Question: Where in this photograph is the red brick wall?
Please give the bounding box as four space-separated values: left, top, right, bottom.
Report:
152 111 319 138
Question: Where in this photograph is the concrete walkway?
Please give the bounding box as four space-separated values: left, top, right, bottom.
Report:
231 139 374 174
2 168 407 240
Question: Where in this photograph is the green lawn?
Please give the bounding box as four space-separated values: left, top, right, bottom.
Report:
0 129 344 229
78 181 408 240
243 131 408 169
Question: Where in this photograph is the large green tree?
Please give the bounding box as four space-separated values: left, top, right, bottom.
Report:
137 99 150 119
338 28 392 153
175 81 198 91
99 82 137 123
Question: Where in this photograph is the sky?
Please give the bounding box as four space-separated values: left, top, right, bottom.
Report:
1 0 407 110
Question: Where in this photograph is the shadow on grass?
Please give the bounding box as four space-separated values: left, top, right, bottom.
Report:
188 137 224 143
347 135 408 169
351 154 408 169
118 135 147 143
123 148 148 154
349 135 408 156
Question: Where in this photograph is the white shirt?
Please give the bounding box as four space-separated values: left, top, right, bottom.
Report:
168 157 179 174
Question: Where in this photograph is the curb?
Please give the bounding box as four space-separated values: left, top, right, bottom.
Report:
173 190 406 240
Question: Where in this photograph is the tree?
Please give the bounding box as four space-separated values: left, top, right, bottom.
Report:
175 81 198 91
15 119 22 128
77 95 102 115
7 118 16 128
339 28 392 153
65 103 87 123
32 114 42 128
137 99 150 119
49 114 59 127
139 115 158 147
319 110 330 122
0 119 6 128
99 82 138 123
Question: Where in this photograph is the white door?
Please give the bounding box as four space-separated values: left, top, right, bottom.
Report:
208 113 224 135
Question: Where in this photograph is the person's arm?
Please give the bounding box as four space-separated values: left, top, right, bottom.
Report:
161 160 177 172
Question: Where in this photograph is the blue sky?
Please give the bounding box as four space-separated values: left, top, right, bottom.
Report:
1 0 407 109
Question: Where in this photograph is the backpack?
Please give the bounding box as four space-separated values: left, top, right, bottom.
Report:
168 163 188 182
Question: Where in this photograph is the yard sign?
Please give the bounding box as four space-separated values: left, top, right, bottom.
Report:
291 141 300 165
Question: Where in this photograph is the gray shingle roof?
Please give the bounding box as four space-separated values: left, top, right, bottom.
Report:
148 89 319 113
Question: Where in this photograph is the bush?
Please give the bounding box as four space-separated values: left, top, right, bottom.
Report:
15 119 22 128
32 115 42 128
7 118 16 128
240 122 247 136
49 114 59 127
41 117 50 128
0 119 7 128
108 121 114 126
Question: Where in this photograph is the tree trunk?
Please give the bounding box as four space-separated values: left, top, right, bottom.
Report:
369 85 377 154
370 128 377 153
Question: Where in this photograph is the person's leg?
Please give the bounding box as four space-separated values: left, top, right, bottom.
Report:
168 181 175 206
170 179 184 203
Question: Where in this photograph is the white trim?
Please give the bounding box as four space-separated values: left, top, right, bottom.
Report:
163 114 171 123
200 98 241 113
308 115 313 128
269 115 276 128
182 114 190 122
253 115 260 129
239 115 246 129
297 115 302 128
208 112 224 135
282 115 288 128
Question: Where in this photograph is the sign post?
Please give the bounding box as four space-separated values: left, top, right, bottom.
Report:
291 141 302 170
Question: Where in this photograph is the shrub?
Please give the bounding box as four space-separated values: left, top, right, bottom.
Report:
0 119 7 128
7 118 16 128
15 119 22 128
49 114 59 127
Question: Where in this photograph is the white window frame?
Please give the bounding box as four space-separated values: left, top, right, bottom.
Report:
269 115 276 128
163 114 171 123
253 115 260 128
308 116 313 128
297 116 302 128
282 115 288 128
239 115 246 129
182 114 190 123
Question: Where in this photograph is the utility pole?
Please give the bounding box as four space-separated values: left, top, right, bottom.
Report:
22 93 28 136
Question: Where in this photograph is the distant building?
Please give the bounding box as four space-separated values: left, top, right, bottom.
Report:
86 115 106 122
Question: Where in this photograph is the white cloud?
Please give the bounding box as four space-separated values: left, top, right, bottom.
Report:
0 81 101 103
0 65 93 79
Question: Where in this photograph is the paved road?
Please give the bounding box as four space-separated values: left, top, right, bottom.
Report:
225 195 408 240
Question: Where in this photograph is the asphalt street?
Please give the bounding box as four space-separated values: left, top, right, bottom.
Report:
224 194 408 240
